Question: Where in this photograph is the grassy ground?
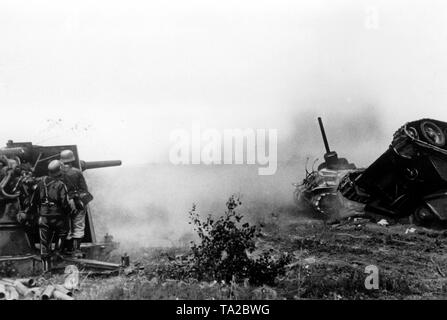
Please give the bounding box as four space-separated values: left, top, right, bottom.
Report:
71 209 447 300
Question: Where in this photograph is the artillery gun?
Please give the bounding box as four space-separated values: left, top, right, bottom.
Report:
293 118 356 217
0 140 122 275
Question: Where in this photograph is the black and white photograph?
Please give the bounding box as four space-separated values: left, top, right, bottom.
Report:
1 0 447 309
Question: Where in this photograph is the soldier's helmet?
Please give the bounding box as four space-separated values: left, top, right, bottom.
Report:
48 160 62 177
60 150 76 164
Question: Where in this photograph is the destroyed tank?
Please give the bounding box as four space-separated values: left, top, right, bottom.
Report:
339 119 447 227
293 118 356 217
0 140 122 275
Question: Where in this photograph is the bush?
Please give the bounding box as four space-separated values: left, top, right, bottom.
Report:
189 195 290 285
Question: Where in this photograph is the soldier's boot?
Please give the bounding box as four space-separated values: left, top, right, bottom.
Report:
42 256 52 273
72 239 83 259
62 238 73 255
55 238 68 259
59 238 67 252
42 259 48 272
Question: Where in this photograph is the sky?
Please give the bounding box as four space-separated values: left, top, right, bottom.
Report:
1 0 447 165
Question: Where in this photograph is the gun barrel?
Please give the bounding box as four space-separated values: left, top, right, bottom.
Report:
0 147 26 157
318 117 331 154
80 160 122 171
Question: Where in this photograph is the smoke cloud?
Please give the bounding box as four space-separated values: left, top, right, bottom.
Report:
2 0 447 247
86 105 390 249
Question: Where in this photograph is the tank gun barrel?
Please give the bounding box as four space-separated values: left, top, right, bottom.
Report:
80 160 122 171
318 117 331 154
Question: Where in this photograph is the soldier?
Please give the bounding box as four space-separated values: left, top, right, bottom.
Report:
30 160 72 272
0 156 7 180
60 149 92 258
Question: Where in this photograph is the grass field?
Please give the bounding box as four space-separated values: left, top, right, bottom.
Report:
72 207 447 300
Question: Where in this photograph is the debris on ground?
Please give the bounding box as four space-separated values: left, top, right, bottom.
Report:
405 228 417 234
0 276 75 300
64 265 80 291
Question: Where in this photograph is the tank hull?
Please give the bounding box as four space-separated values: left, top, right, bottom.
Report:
294 168 356 218
339 119 447 227
294 117 357 219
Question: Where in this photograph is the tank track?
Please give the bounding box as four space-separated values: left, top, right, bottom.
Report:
338 171 370 204
309 191 345 218
294 188 341 218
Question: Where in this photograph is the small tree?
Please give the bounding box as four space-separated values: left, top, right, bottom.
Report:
189 195 289 285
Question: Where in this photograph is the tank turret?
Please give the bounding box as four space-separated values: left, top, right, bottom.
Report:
293 117 357 217
317 117 356 170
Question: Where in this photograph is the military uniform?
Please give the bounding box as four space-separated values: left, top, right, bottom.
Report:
61 165 90 251
31 175 71 269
